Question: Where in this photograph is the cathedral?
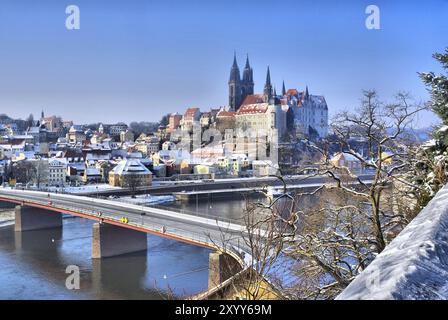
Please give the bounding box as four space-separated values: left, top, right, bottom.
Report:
228 53 254 111
228 54 329 137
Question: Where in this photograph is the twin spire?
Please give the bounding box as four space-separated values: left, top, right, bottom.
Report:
229 52 310 110
228 52 254 110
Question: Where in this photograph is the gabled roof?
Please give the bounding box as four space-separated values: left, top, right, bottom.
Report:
286 89 299 97
216 110 236 117
241 94 266 106
184 107 200 117
111 159 151 175
69 125 84 133
236 103 269 115
331 152 361 163
49 158 67 167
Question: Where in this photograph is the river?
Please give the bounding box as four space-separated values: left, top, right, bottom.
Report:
0 213 212 299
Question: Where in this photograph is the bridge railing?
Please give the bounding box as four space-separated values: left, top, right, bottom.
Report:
132 202 245 226
2 192 239 246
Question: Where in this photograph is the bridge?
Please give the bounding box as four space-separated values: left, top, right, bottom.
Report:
0 188 255 290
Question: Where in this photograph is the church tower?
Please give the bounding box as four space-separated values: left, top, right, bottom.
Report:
241 54 254 105
228 53 242 111
263 66 273 100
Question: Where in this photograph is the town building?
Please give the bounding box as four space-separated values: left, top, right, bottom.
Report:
167 113 183 133
180 107 201 133
283 87 328 138
330 152 362 172
26 125 48 144
41 115 64 135
108 159 152 188
67 125 86 144
213 110 236 139
235 102 286 138
120 129 134 143
109 123 128 137
83 166 102 183
48 158 66 186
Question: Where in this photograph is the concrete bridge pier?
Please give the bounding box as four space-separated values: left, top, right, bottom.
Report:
14 205 62 232
91 223 147 259
208 251 242 290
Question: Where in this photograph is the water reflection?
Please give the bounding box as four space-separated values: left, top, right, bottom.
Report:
0 217 210 299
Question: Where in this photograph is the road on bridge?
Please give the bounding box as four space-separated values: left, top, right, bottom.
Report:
0 189 254 266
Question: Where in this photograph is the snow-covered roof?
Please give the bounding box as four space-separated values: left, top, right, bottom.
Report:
111 159 151 175
49 158 67 167
86 167 101 176
331 152 362 163
68 162 86 170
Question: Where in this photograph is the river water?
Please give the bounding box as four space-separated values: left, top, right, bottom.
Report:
0 213 212 299
0 192 311 299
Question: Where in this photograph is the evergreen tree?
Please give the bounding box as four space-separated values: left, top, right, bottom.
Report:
420 48 448 122
411 48 448 207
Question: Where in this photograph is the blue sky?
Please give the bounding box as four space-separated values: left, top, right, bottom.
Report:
0 0 446 127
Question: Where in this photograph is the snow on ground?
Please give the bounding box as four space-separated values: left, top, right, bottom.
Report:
111 194 175 206
47 184 122 194
337 184 448 300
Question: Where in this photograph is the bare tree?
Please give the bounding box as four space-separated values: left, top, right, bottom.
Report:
11 161 37 185
32 160 49 188
200 91 426 300
126 174 141 198
285 90 427 299
204 176 299 300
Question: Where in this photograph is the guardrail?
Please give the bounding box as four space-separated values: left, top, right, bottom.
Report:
0 191 248 266
147 203 244 225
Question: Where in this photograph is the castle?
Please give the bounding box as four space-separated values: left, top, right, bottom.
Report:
228 54 328 137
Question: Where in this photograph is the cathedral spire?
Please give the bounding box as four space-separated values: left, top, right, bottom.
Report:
241 53 254 101
264 66 273 98
232 51 238 67
229 51 241 82
266 66 271 85
229 52 242 111
305 85 309 99
282 80 286 96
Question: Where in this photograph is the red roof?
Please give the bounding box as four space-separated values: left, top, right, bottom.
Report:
241 94 266 106
286 89 299 97
237 104 269 115
184 107 200 117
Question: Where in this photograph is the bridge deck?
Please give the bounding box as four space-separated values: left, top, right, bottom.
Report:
0 189 252 267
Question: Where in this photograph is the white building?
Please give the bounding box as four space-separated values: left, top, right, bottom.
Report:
235 102 286 142
283 87 328 138
109 123 128 137
180 107 201 132
48 158 67 186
